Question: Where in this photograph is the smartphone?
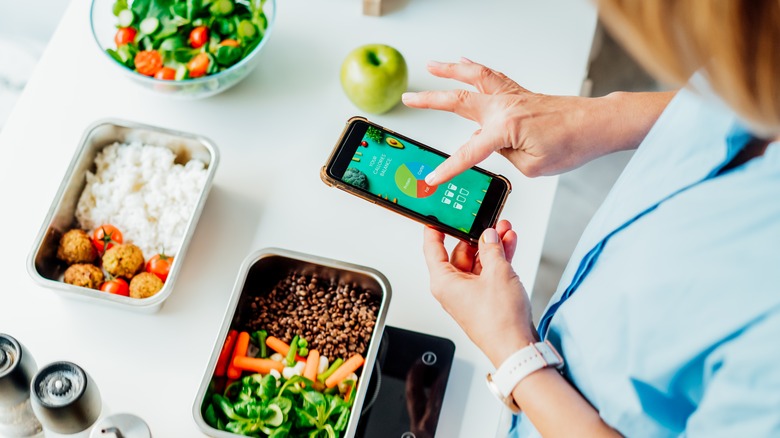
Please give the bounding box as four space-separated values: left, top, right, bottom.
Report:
321 117 511 244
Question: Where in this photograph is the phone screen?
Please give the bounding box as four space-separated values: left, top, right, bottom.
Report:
337 124 494 234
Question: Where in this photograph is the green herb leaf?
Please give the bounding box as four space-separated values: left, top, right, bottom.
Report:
203 403 219 428
332 405 350 431
259 373 278 401
172 47 199 63
205 52 219 74
268 424 291 438
263 403 285 427
160 35 185 51
113 0 129 16
213 17 236 37
131 0 151 19
216 45 242 66
271 396 293 416
106 48 123 64
213 394 243 422
295 406 319 428
154 17 179 40
146 0 175 20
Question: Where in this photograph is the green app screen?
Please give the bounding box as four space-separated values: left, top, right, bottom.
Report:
342 126 492 233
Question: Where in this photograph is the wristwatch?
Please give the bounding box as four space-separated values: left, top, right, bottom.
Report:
486 341 564 413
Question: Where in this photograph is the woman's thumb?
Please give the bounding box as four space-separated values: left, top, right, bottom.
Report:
478 228 508 272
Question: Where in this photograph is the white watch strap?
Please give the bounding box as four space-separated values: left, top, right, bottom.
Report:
492 341 563 398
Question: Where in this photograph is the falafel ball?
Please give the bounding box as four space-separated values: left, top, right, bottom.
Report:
102 243 144 278
129 272 164 299
63 263 104 289
57 229 97 264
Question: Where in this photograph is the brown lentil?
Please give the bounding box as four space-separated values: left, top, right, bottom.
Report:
247 272 380 360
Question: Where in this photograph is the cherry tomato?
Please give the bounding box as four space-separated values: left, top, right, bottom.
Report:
114 27 137 47
360 141 368 147
190 26 209 48
187 52 210 78
92 225 124 253
101 278 129 296
154 67 176 80
134 50 163 76
146 253 173 282
220 39 240 48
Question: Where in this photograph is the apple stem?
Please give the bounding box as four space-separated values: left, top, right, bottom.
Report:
367 52 381 67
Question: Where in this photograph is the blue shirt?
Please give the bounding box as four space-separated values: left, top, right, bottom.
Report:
510 79 780 437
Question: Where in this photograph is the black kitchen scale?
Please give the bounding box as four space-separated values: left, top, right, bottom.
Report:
356 326 456 438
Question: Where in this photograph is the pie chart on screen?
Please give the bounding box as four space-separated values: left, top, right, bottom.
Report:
395 161 438 198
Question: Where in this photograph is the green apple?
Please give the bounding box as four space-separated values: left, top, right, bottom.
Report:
340 44 408 114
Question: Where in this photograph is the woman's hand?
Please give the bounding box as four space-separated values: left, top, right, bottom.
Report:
423 220 537 367
403 58 675 184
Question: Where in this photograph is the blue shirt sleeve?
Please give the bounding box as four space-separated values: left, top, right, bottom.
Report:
683 307 780 437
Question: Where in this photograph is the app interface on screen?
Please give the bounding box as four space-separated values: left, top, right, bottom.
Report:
342 126 493 233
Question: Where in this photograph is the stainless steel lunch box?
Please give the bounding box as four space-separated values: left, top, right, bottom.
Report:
27 119 219 313
193 248 392 438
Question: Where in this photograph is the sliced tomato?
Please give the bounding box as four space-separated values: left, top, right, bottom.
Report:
190 26 209 48
154 67 176 80
114 27 137 47
134 50 163 76
187 53 210 78
92 225 124 253
145 253 173 282
101 278 129 296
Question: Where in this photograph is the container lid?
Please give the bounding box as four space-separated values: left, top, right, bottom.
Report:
0 333 37 407
31 361 101 434
90 413 151 438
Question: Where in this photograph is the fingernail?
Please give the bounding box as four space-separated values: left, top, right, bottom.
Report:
460 56 474 64
427 60 443 68
483 228 499 244
401 92 416 103
425 171 437 185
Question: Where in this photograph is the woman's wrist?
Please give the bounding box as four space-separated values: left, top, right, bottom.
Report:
486 326 539 368
595 90 677 153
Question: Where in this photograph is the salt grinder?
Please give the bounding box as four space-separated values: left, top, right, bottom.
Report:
0 334 43 437
30 361 102 438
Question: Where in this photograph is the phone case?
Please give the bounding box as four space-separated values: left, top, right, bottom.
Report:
321 117 512 245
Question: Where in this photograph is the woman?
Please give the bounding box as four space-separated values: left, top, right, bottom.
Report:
402 1 780 436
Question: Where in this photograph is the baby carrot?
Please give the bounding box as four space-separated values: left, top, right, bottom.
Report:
214 330 238 377
233 356 284 374
303 349 320 381
317 358 343 383
226 331 251 380
266 336 290 354
266 336 307 362
325 354 364 388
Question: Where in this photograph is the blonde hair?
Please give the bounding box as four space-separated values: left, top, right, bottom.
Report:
596 0 780 136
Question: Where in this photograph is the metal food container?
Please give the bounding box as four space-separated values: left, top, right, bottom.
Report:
193 248 392 438
27 119 219 313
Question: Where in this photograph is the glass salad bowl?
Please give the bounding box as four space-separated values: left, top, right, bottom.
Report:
90 0 276 99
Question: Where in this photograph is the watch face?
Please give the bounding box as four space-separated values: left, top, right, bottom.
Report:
485 374 520 414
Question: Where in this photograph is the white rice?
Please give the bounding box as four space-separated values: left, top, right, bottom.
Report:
75 142 208 257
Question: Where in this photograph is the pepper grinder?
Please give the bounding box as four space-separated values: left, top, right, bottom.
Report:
0 334 44 437
30 361 102 438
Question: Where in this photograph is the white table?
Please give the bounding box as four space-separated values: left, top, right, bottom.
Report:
0 0 596 436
